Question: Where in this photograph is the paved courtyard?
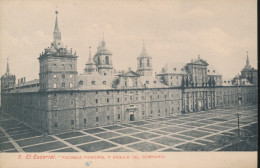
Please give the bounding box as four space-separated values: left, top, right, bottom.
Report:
0 105 257 152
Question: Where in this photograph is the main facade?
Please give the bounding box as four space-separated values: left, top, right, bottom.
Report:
1 12 258 134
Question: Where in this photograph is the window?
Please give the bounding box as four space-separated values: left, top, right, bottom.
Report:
70 74 73 78
69 64 72 70
105 56 109 64
62 83 65 87
84 118 86 125
151 110 153 114
103 81 107 85
96 108 99 112
79 80 83 85
107 91 109 95
69 83 73 88
54 122 58 128
62 64 65 69
107 98 109 103
53 83 57 88
71 120 74 125
96 117 99 122
53 64 57 70
117 98 120 102
96 99 98 103
91 81 95 85
118 114 120 120
107 116 110 120
147 59 150 66
70 101 74 105
83 100 86 106
62 74 65 79
174 68 176 71
53 74 57 79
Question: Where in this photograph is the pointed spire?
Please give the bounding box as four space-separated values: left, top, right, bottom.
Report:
54 11 59 32
246 51 249 66
101 33 105 47
6 57 10 74
88 46 92 61
53 10 61 41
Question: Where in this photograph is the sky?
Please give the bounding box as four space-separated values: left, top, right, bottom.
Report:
0 0 257 81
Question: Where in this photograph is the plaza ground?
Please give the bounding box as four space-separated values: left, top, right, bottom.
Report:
0 105 257 152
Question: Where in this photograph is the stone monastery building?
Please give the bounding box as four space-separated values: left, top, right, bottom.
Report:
1 11 258 133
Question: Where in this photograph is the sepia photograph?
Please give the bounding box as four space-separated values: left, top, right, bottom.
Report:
0 0 257 167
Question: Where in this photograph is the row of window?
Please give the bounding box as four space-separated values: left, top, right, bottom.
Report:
53 74 73 79
41 63 74 71
53 114 121 128
53 82 73 88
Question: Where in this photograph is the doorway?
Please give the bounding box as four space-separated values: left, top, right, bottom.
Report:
130 114 135 121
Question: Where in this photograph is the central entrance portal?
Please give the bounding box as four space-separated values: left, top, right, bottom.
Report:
130 114 135 121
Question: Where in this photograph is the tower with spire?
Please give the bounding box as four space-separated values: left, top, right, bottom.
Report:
84 46 98 75
240 51 257 85
136 40 153 76
38 11 78 91
1 58 16 90
93 34 113 76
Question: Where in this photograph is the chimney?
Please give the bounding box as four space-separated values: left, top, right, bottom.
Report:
18 79 20 85
21 78 23 83
24 77 26 83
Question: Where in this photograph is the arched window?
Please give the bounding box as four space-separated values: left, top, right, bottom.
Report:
147 59 150 66
98 57 101 65
105 56 109 65
140 60 143 67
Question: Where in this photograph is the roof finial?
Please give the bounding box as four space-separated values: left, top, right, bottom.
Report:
6 57 10 74
101 33 105 46
89 46 92 59
246 51 249 66
53 9 61 41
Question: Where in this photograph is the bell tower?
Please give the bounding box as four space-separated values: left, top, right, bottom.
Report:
1 58 16 90
94 35 113 76
38 11 78 91
136 41 153 76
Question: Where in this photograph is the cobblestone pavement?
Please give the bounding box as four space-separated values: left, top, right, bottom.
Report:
0 105 257 152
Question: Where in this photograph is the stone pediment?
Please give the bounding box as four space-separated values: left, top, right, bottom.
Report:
125 70 139 77
193 59 208 66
